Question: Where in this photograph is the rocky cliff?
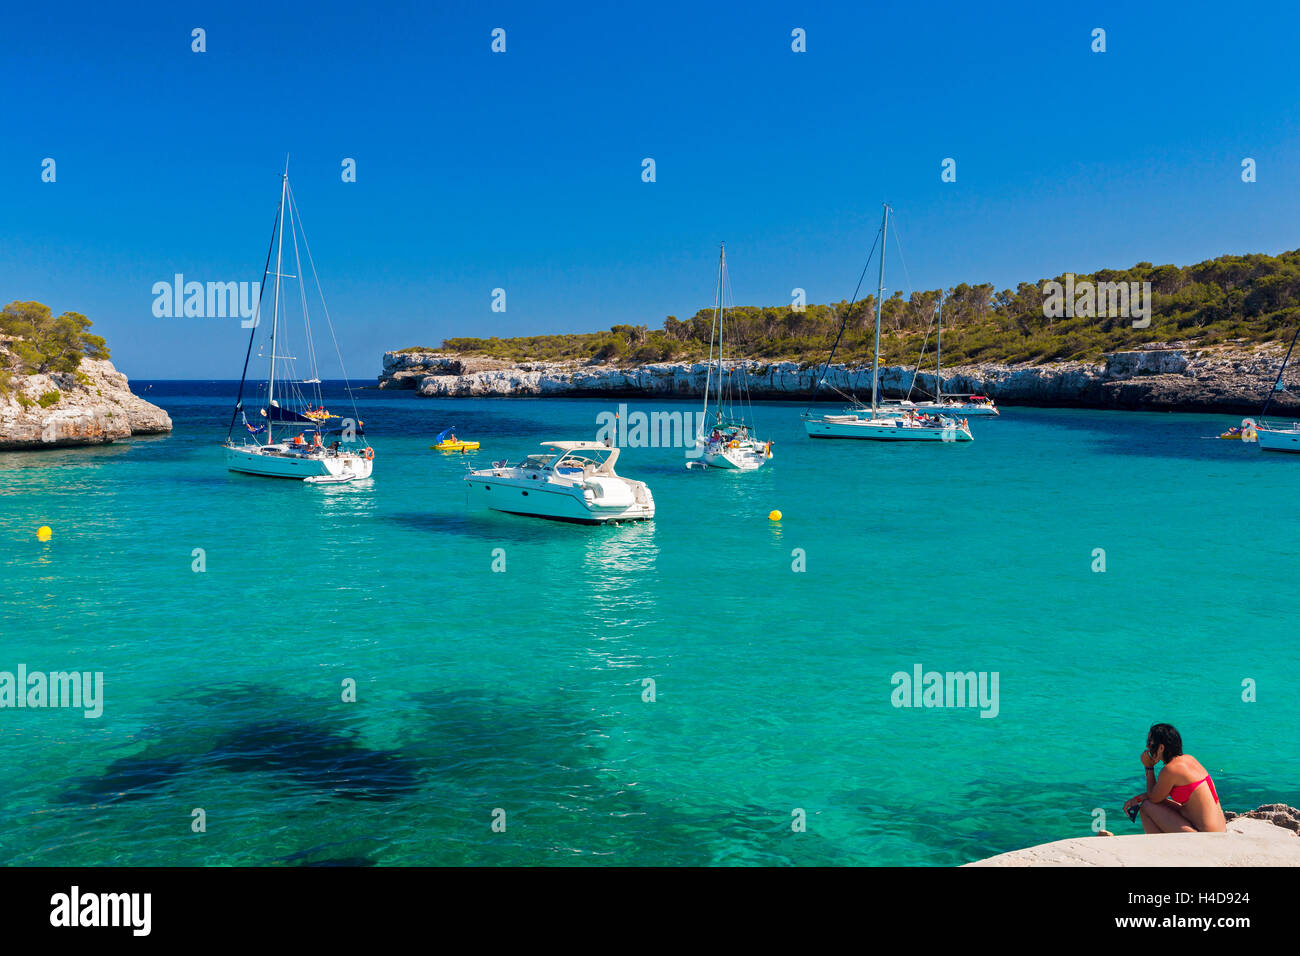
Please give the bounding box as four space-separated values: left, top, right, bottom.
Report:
377 345 1299 413
0 355 172 450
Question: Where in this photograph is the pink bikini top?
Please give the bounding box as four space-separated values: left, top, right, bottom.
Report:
1168 774 1218 805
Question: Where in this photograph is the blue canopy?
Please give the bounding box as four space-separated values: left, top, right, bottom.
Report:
263 406 365 435
261 405 314 424
434 426 457 443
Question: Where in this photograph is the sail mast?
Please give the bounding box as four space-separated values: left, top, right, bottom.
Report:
717 243 726 422
267 165 288 445
224 189 282 443
1261 319 1300 419
872 204 889 413
935 293 943 403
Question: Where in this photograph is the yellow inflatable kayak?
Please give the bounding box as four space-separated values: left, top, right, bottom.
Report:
432 439 479 451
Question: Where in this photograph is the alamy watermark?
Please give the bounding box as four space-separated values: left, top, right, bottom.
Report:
596 403 707 458
890 664 999 718
1 665 103 718
50 886 150 936
1042 274 1151 328
152 274 261 326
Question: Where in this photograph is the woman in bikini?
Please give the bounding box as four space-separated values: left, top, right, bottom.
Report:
1123 723 1226 833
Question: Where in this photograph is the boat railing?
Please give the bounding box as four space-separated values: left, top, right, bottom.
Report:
1255 418 1300 432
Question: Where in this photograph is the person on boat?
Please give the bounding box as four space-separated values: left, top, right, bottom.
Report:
293 433 306 446
1123 723 1225 833
312 432 323 449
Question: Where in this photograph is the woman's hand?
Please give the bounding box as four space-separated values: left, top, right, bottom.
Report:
1123 795 1144 812
1140 749 1157 768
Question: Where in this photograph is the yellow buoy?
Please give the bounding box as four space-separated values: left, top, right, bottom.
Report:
37 526 53 542
768 510 782 522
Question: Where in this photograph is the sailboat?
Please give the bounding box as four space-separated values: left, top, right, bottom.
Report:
802 204 973 442
223 163 375 481
690 243 772 470
1249 320 1300 452
881 295 999 417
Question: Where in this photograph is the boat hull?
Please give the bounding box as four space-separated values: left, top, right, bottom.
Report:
803 416 973 441
880 402 998 417
465 476 654 523
694 438 770 471
924 404 999 417
225 445 374 479
1256 426 1300 453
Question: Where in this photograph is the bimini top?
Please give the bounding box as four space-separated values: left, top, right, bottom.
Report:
539 440 621 475
541 441 614 452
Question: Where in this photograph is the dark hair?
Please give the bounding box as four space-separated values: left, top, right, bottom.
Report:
1147 723 1184 760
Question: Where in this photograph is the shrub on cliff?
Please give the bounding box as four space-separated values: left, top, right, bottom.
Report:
429 249 1300 366
0 301 110 376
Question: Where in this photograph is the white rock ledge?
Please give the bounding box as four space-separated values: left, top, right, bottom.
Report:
967 817 1300 867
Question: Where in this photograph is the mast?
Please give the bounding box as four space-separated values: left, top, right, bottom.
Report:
716 243 726 422
935 293 943 403
1261 319 1300 419
224 185 282 443
872 204 889 413
266 165 289 444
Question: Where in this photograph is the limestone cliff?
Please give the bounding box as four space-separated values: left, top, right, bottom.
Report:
377 345 1299 413
0 353 172 450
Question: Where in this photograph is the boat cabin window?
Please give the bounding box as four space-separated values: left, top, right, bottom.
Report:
519 455 555 471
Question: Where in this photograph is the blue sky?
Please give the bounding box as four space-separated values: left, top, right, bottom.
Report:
3 0 1299 379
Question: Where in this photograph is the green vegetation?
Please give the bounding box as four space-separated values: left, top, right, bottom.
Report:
415 251 1300 367
0 301 110 379
37 390 61 408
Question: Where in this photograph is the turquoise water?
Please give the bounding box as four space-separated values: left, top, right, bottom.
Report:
1 384 1297 866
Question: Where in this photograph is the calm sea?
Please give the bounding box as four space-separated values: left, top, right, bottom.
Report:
1 382 1296 866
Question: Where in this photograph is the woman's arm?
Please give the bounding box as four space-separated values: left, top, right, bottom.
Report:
1138 749 1180 806
1126 749 1176 808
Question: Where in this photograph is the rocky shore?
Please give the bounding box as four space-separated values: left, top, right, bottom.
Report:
0 356 172 450
377 344 1299 413
969 804 1300 867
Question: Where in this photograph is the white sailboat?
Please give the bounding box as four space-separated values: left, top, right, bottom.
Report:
880 295 1000 418
1249 324 1300 452
223 163 374 481
802 204 973 442
691 243 772 470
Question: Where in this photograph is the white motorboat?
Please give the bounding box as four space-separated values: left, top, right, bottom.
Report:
222 161 374 481
691 243 772 471
802 204 973 443
465 442 655 523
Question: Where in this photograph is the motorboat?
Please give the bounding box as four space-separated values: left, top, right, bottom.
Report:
465 442 654 523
